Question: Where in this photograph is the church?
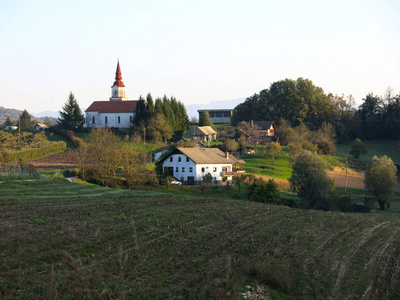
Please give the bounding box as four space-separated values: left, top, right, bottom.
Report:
85 61 138 128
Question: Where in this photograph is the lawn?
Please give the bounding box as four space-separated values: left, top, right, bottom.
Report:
1 179 400 299
242 153 293 180
336 138 400 165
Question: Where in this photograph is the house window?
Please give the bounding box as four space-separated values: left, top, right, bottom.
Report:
176 167 178 172
186 157 189 162
182 167 185 172
201 167 205 172
105 116 108 124
92 117 95 124
170 157 173 162
118 116 121 124
222 167 227 172
178 157 181 162
189 167 193 172
213 167 217 172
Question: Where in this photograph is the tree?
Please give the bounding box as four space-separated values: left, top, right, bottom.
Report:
4 116 12 126
147 114 173 143
349 138 368 158
364 155 397 210
289 151 332 209
199 111 211 126
231 78 336 129
19 110 35 131
248 178 281 203
220 139 239 153
58 92 85 131
199 173 213 194
265 142 282 165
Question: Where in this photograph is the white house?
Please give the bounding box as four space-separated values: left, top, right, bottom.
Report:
85 61 138 128
158 147 245 185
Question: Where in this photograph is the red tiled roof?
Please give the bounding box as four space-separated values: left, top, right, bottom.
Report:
85 101 138 113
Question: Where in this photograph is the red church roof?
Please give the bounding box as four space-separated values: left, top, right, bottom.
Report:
112 61 125 87
85 100 138 113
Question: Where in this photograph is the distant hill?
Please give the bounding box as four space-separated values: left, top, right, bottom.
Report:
0 106 57 125
185 98 245 120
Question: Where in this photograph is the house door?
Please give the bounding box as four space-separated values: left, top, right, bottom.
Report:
187 176 195 186
164 167 174 177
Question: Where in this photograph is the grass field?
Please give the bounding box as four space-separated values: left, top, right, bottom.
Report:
1 179 400 299
336 139 400 165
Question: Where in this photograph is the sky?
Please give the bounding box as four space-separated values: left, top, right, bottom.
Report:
0 0 399 114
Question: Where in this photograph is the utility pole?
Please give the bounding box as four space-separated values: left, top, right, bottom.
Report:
345 157 348 194
143 127 146 164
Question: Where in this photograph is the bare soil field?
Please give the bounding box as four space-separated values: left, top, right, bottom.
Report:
28 150 78 170
1 180 400 299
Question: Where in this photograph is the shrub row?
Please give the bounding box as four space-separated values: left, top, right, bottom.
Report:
0 141 66 163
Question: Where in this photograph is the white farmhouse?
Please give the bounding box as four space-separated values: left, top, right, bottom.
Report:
158 147 245 185
85 61 138 128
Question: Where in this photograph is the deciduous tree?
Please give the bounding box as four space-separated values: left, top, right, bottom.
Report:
265 142 282 165
364 155 397 210
289 151 332 209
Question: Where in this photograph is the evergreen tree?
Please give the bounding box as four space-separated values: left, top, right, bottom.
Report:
19 109 35 131
133 96 147 127
349 138 368 158
5 116 12 126
58 92 85 131
146 93 155 119
199 111 211 126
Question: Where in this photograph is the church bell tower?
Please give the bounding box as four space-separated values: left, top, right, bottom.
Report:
110 61 127 101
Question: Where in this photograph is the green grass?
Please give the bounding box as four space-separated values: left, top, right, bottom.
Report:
242 153 293 179
1 179 400 299
337 139 400 165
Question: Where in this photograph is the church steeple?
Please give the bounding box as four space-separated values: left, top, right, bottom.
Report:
110 60 127 101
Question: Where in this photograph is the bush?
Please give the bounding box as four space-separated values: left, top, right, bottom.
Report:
248 178 281 204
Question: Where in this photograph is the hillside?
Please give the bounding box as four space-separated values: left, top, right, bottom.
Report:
1 179 399 299
0 106 57 124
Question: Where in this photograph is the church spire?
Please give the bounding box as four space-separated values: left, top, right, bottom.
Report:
110 60 127 101
113 61 125 87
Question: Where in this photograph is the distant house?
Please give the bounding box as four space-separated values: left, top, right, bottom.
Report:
236 120 276 137
5 126 18 131
34 123 49 130
192 126 217 143
85 61 138 128
158 147 245 185
198 109 233 123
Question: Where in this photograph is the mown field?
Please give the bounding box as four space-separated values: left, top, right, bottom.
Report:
1 179 400 299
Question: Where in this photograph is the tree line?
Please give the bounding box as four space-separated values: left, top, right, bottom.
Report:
133 93 189 142
232 78 400 141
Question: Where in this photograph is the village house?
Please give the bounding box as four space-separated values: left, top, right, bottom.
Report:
236 120 276 137
34 123 49 130
85 61 138 128
191 126 217 143
158 147 245 185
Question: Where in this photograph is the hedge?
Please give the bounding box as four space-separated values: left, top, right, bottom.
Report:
0 141 66 163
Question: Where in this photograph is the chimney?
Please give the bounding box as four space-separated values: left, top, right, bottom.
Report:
225 152 229 159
